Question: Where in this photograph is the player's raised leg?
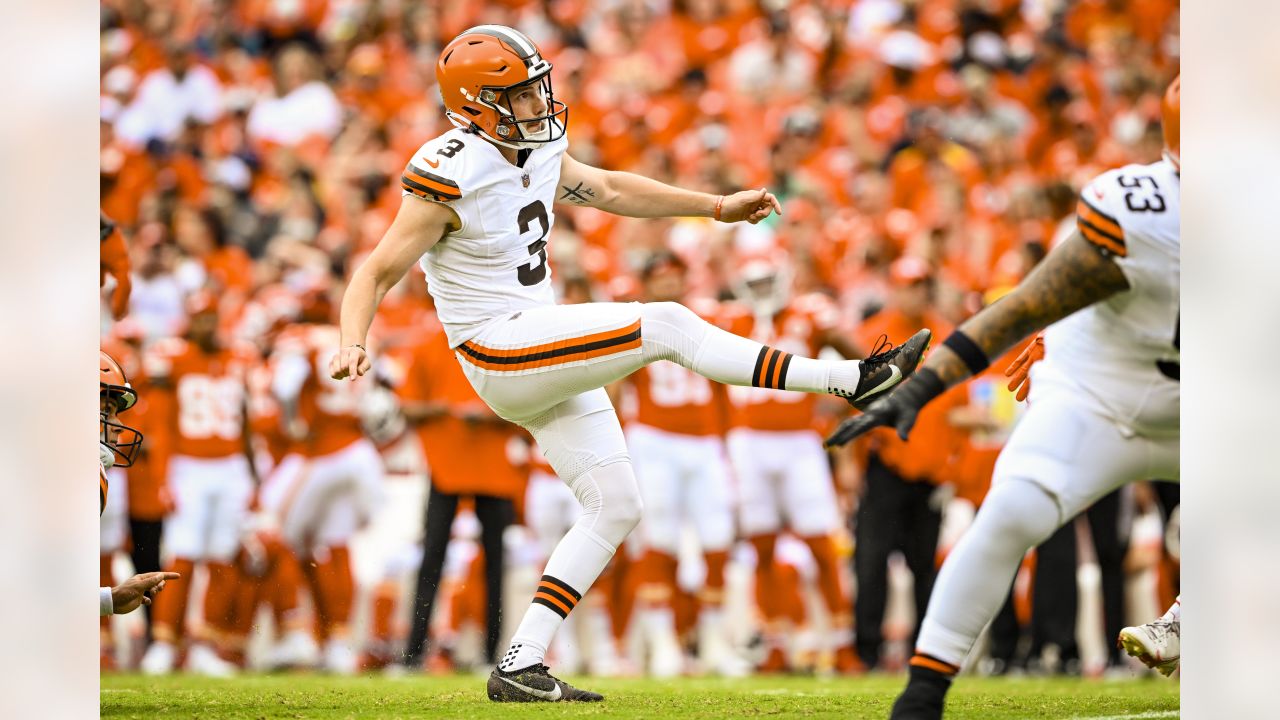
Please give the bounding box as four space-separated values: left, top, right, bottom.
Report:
459 301 929 424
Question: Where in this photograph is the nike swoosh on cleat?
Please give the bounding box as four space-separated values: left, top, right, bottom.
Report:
856 365 902 400
499 676 562 701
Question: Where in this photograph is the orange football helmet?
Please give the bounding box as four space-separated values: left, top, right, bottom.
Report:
100 350 143 467
436 25 568 149
1162 75 1179 169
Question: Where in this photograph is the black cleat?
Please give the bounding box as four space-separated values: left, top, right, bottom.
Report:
846 329 932 410
487 664 604 702
889 662 954 719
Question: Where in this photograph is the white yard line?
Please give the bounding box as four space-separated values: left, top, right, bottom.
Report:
1069 711 1178 720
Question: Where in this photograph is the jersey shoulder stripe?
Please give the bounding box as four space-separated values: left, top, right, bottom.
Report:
402 163 462 202
1076 195 1127 257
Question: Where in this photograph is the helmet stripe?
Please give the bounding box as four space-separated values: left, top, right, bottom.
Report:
465 25 537 59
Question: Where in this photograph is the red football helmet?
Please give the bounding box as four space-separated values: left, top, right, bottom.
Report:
1161 75 1180 170
100 350 143 467
436 25 568 149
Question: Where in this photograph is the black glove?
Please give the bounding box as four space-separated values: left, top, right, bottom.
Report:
825 368 946 447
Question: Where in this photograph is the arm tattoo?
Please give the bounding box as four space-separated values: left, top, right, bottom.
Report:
925 231 1131 386
559 181 597 206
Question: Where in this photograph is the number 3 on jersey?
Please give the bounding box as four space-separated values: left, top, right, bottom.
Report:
516 200 550 286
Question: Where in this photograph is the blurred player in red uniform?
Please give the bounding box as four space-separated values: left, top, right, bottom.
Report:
140 291 256 676
617 251 741 677
262 286 385 674
721 249 864 675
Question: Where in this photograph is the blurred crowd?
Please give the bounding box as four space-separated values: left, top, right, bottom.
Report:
100 0 1179 678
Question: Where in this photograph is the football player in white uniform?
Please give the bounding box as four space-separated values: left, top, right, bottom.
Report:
826 76 1180 718
329 25 930 702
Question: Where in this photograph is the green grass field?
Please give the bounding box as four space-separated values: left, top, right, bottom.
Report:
101 673 1178 719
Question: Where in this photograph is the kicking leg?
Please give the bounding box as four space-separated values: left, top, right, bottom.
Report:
638 301 927 406
457 302 929 425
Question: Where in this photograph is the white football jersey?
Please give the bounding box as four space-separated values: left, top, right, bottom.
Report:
1037 159 1180 438
401 128 568 347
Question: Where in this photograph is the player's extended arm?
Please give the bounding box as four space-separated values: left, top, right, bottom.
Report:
827 231 1130 446
558 153 781 223
332 196 458 380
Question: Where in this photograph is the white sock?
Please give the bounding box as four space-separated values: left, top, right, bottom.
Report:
640 606 677 642
1161 596 1181 623
500 525 616 672
639 302 860 395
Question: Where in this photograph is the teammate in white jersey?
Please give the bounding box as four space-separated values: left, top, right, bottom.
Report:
826 76 1180 719
328 25 930 702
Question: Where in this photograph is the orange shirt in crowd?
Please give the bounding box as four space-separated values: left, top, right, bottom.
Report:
397 325 524 501
146 338 255 460
856 308 965 484
724 293 841 433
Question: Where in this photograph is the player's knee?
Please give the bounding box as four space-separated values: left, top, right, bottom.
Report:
641 300 695 329
982 479 1061 547
603 472 643 538
639 301 702 361
570 459 643 544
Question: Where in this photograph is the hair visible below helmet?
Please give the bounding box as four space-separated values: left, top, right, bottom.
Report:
436 25 568 149
100 351 143 467
1161 75 1179 170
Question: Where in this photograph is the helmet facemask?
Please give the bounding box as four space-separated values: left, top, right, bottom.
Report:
455 66 568 150
100 387 143 467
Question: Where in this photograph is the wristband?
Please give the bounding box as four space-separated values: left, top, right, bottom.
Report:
941 330 990 376
349 344 366 352
714 195 725 222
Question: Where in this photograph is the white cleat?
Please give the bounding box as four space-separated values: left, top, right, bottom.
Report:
1118 618 1180 676
266 629 321 670
140 641 177 676
186 643 238 678
648 630 685 678
324 639 359 675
